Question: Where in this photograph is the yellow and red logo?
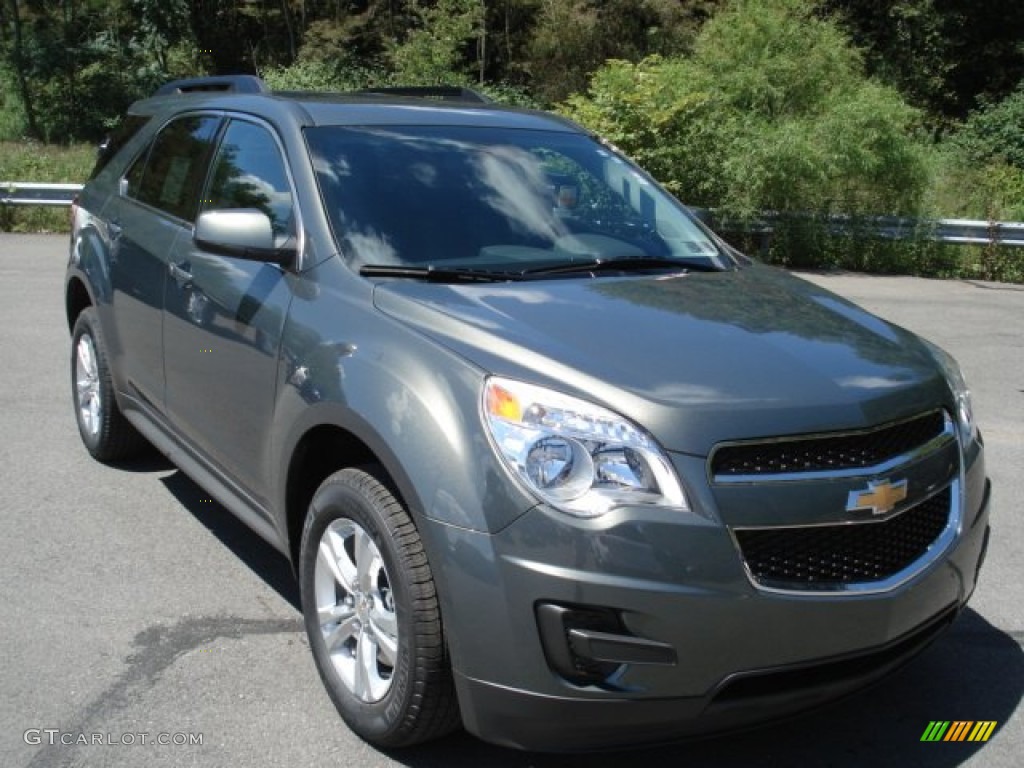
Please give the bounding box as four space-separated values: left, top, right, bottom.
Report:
921 721 997 742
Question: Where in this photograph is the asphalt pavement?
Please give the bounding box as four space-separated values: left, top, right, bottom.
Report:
1 234 1021 768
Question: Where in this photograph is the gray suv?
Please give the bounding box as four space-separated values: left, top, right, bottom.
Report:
66 76 991 751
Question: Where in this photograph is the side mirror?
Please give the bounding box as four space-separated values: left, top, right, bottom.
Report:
195 209 294 267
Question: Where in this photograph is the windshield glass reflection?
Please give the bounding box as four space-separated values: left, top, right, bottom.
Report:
306 125 728 273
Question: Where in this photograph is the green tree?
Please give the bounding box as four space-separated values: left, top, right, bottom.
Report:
949 83 1024 170
1 0 197 141
525 0 721 104
564 0 928 219
524 0 603 104
387 0 485 85
819 0 1024 128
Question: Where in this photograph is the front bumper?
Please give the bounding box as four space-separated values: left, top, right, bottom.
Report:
455 600 961 751
426 445 991 751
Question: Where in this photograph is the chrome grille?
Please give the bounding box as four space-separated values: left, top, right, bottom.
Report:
734 489 952 589
711 410 947 479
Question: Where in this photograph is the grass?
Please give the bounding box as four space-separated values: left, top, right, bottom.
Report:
0 141 95 233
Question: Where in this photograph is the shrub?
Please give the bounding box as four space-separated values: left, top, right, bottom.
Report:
931 84 1024 229
563 0 929 219
260 59 384 93
949 82 1024 169
561 0 946 275
261 51 537 108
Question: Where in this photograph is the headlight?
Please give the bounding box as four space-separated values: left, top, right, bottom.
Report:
483 377 688 517
924 340 977 445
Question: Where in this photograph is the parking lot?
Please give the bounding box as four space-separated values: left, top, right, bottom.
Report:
1 233 1021 767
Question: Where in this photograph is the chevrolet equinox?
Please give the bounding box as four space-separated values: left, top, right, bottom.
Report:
65 75 992 751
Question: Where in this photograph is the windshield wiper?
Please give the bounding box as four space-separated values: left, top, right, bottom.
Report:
360 264 521 283
360 257 723 283
522 257 721 277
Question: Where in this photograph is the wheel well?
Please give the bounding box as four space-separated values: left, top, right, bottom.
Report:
284 425 380 569
66 277 92 333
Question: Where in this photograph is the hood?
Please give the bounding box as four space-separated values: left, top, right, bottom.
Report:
373 264 951 456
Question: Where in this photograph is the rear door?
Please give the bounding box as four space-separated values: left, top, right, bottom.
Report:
162 117 298 505
104 114 222 411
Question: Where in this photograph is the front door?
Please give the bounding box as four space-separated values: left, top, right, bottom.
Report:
163 117 298 505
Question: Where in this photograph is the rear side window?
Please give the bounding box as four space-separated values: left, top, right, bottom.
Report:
89 114 151 180
125 115 221 221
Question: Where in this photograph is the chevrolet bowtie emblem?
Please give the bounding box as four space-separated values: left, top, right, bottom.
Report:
847 478 908 516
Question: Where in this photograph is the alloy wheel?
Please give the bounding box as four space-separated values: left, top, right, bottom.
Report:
314 517 399 703
75 333 101 438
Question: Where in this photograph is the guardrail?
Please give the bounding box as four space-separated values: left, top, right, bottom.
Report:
690 209 1024 249
868 217 1024 246
3 182 1024 247
1 182 83 207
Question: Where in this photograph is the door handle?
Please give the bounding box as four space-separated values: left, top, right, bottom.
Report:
107 220 122 266
169 261 193 283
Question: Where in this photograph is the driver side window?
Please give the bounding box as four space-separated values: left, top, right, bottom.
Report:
202 120 296 242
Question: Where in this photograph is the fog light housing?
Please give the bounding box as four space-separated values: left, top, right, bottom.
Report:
536 603 624 685
536 602 677 687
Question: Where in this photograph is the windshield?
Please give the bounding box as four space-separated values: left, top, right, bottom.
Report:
306 124 731 274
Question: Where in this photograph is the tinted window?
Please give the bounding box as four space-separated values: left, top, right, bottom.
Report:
127 115 220 221
306 125 724 271
90 114 151 180
203 120 294 239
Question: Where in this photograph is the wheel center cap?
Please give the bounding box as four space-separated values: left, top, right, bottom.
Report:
355 594 372 623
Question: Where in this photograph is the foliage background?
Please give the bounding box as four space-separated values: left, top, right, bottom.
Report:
1 0 1022 280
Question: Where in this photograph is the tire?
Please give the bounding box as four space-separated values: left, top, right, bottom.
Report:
71 308 149 462
300 467 460 748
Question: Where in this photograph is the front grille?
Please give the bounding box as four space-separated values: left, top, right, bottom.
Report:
711 410 947 478
734 489 951 589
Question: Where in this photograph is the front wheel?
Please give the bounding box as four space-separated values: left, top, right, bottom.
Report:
299 467 459 747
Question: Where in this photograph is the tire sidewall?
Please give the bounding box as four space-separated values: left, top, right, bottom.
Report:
299 472 417 744
71 310 108 456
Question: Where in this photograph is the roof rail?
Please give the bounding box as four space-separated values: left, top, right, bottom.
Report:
155 75 269 96
351 86 492 104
